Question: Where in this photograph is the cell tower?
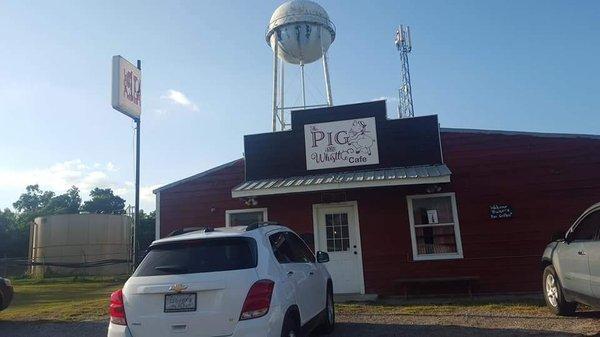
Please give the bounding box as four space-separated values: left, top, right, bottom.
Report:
266 0 335 131
395 25 414 118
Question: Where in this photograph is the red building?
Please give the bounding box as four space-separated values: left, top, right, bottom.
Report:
153 101 600 296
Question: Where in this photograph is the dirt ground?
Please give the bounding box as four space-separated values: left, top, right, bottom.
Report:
1 311 599 337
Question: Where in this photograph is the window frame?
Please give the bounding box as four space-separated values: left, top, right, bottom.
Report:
225 208 268 227
406 192 464 261
568 209 600 242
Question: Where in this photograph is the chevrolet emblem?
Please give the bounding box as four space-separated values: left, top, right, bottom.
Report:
169 283 188 293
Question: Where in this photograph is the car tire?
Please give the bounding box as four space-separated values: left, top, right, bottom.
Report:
543 265 577 316
316 285 335 334
0 290 4 311
281 311 300 337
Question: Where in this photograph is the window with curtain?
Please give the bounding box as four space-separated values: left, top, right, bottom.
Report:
407 193 463 260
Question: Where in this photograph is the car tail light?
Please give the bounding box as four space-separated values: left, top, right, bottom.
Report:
109 289 127 325
240 279 274 320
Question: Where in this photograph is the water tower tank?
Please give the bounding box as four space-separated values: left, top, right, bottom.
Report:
266 0 336 65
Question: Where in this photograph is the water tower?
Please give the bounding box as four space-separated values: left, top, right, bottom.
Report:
266 0 336 131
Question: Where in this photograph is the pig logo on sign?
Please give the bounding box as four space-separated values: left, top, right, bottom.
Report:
123 69 141 107
347 120 375 155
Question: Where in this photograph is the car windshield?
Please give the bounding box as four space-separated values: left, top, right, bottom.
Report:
134 237 257 276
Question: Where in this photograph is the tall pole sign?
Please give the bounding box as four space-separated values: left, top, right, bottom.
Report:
111 55 142 269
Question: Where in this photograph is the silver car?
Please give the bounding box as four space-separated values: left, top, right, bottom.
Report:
542 202 600 315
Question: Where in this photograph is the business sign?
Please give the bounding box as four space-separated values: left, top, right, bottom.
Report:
112 55 141 119
490 204 514 219
304 117 379 171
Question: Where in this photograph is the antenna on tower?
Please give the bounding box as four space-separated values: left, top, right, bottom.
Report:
395 25 414 118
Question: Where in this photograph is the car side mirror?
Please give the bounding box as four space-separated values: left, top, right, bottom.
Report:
316 251 329 263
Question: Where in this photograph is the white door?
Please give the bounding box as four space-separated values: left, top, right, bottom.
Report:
314 202 364 294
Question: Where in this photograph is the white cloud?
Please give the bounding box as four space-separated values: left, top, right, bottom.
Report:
161 89 199 112
106 162 117 172
0 160 160 211
141 184 162 205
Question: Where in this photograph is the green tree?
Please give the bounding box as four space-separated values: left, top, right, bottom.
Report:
137 210 156 254
45 186 82 214
81 188 126 214
13 184 55 213
0 208 28 258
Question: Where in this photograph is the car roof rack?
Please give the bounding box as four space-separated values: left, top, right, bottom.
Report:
166 226 214 237
245 221 281 232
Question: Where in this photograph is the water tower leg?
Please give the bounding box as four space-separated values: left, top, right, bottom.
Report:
322 52 333 106
280 60 285 130
300 64 306 109
272 40 279 132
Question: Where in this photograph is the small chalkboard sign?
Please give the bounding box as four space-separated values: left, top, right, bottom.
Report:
490 204 513 219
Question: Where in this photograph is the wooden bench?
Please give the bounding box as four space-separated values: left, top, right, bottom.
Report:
393 276 479 298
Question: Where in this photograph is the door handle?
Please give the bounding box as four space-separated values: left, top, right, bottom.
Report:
578 251 586 256
309 271 315 276
287 271 294 277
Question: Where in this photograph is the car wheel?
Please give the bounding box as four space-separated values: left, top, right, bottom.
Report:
543 265 576 316
281 312 300 337
316 285 335 334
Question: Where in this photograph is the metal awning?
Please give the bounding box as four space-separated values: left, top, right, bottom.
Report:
231 164 451 198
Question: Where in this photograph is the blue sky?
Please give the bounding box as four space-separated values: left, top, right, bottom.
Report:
0 0 598 211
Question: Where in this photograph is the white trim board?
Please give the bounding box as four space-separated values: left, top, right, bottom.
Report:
225 208 268 227
155 192 161 240
406 192 464 261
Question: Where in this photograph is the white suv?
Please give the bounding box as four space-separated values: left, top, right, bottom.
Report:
108 223 335 337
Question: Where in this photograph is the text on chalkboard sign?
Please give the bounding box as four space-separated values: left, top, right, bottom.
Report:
490 204 513 219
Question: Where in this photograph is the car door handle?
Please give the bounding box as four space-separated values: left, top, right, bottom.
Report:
287 271 294 277
309 271 315 276
578 251 587 256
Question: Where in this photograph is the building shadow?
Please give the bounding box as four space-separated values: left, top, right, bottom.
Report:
312 322 596 337
0 320 107 337
574 310 600 319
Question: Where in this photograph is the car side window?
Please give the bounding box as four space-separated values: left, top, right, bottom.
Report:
269 232 316 264
570 210 600 241
285 232 316 263
269 232 295 263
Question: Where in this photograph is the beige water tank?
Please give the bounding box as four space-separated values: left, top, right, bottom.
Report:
30 214 132 277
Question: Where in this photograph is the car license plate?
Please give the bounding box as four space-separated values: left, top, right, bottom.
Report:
164 293 197 313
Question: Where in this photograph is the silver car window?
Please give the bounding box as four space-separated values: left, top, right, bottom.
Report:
570 210 600 241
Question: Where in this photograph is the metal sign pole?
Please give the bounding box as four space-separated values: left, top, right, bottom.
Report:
111 55 142 271
133 59 142 268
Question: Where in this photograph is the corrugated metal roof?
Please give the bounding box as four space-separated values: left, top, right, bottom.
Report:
232 164 451 198
441 128 600 140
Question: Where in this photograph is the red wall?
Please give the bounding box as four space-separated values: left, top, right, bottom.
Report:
158 131 600 295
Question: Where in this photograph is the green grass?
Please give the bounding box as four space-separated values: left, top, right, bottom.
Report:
1 277 556 322
0 277 125 322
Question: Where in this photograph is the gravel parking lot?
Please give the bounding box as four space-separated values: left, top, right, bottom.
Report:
1 311 599 337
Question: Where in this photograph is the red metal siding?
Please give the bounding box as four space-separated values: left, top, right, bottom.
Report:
158 160 246 237
437 132 600 294
157 132 600 295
